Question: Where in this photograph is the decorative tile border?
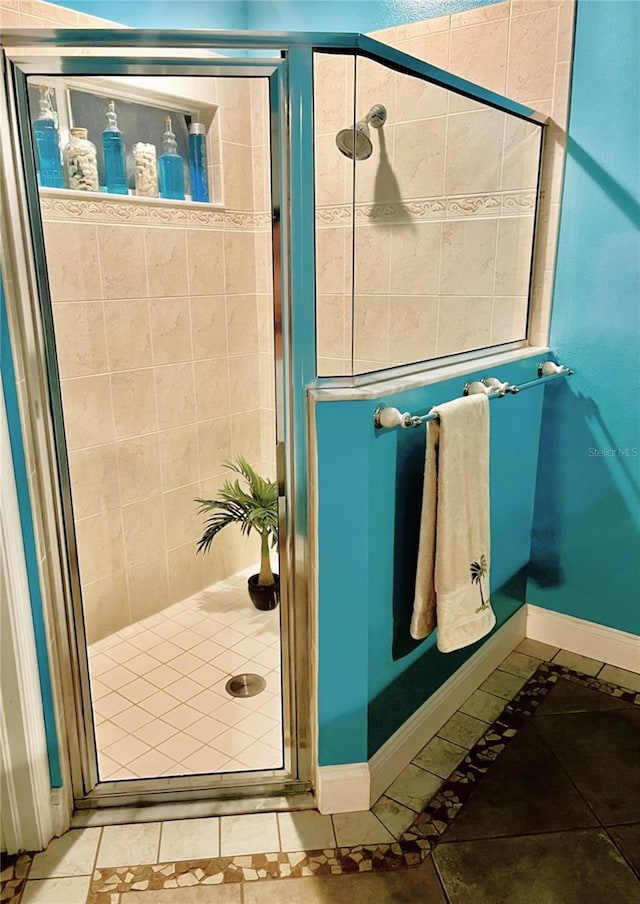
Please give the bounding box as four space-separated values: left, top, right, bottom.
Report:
39 191 271 231
84 663 638 897
315 189 535 226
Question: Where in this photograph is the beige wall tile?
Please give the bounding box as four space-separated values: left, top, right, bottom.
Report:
259 353 276 410
0 8 22 27
317 294 346 360
356 55 397 127
149 297 192 364
440 219 497 295
158 424 199 491
315 133 352 208
257 294 275 355
82 571 129 644
254 231 273 295
394 69 449 123
97 225 147 300
449 19 509 95
60 375 114 451
354 225 391 295
316 227 350 295
52 302 108 378
508 8 558 102
388 295 438 365
314 52 354 136
154 363 196 430
353 295 390 363
223 231 258 295
495 216 536 296
491 296 528 344
226 295 258 356
190 295 227 360
230 410 262 464
127 555 170 622
222 143 254 210
252 144 270 213
502 117 542 191
353 127 396 204
389 221 441 296
69 444 120 520
260 410 276 464
197 416 232 480
187 229 225 297
396 15 450 40
163 483 201 550
396 29 450 70
451 0 510 28
122 495 164 568
21 0 78 23
552 61 571 130
116 434 163 506
111 369 157 439
168 543 204 605
43 222 102 302
228 355 260 414
218 78 252 145
75 508 124 586
437 296 493 356
194 357 230 420
445 108 505 195
511 0 561 15
393 117 446 199
557 0 576 64
145 227 188 298
104 300 152 371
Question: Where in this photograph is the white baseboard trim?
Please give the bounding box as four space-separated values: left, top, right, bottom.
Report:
316 762 370 815
526 605 640 673
368 607 527 806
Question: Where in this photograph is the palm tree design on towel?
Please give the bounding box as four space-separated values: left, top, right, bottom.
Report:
470 555 489 613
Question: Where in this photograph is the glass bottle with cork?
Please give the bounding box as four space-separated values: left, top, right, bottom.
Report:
102 99 128 195
32 86 64 188
158 115 185 200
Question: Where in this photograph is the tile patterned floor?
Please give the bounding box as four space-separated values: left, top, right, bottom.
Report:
88 570 283 779
4 640 640 904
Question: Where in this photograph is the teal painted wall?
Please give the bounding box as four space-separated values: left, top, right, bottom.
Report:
528 0 640 636
50 0 495 31
316 356 544 764
1 277 62 787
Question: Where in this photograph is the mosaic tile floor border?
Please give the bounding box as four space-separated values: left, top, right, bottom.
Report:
83 662 639 896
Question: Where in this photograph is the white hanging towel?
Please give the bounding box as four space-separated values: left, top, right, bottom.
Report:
410 394 496 652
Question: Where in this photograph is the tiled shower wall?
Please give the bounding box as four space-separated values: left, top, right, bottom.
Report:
315 0 574 375
39 77 274 643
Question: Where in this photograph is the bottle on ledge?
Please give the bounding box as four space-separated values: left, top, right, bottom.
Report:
188 122 209 202
158 115 185 201
32 85 64 189
102 99 128 195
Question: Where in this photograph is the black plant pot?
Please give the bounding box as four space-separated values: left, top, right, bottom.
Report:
247 573 280 610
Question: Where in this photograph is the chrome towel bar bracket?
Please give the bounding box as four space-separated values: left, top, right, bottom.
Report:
373 363 573 430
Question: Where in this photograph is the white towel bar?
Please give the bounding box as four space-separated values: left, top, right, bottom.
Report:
373 363 573 430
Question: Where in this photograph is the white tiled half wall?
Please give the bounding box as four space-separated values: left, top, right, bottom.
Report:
89 569 283 779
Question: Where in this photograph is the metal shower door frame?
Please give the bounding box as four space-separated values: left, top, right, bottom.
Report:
0 37 311 808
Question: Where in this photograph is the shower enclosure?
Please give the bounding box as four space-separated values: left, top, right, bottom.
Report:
1 28 545 813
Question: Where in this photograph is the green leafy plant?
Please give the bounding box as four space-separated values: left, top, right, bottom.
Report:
195 457 278 587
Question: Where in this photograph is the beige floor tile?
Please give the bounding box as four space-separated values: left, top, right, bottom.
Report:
158 817 220 862
516 638 560 661
412 735 468 779
219 812 280 856
480 669 529 700
96 822 161 867
437 711 488 749
121 887 241 903
552 650 604 677
499 651 543 680
385 762 443 812
128 748 178 778
459 689 508 724
103 734 151 766
29 828 101 879
21 876 91 904
371 795 416 837
277 810 336 852
598 663 640 692
181 745 230 774
332 811 395 847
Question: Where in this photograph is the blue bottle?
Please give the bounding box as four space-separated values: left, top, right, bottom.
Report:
188 122 209 202
158 116 185 201
102 99 128 195
32 86 64 188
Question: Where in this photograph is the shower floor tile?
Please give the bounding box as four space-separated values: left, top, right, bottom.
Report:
88 569 283 780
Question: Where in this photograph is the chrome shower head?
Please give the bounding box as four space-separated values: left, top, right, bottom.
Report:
335 104 387 160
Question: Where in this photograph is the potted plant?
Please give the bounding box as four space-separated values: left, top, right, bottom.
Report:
195 456 279 610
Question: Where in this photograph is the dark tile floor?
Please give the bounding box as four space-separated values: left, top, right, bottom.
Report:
433 677 640 903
